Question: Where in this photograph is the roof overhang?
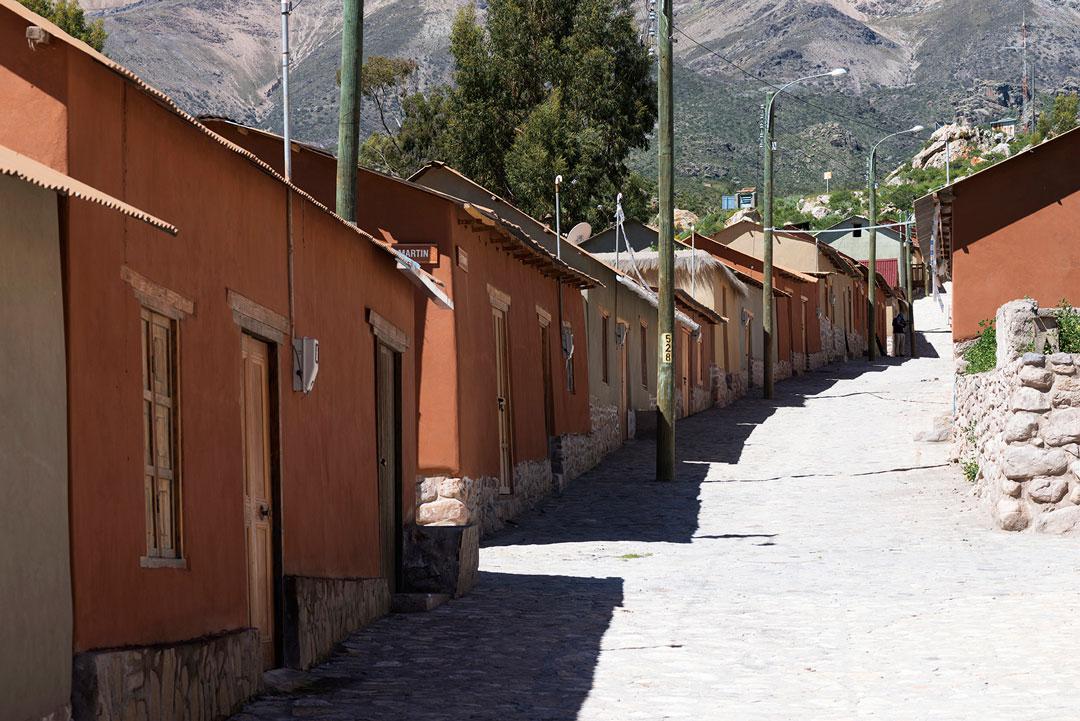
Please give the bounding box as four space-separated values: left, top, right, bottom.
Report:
0 145 177 235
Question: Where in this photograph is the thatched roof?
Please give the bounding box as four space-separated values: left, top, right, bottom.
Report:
593 248 749 298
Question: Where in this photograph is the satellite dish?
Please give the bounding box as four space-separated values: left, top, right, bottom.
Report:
565 222 593 246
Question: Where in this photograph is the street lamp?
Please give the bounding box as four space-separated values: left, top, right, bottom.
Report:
762 67 847 398
867 124 923 362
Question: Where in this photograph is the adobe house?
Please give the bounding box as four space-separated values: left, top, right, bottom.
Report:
0 3 451 718
409 162 664 468
816 214 904 262
710 220 868 362
915 126 1080 342
201 119 609 537
585 221 750 401
0 146 177 721
691 235 825 375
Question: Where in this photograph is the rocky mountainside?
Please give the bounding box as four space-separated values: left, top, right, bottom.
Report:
84 0 1080 193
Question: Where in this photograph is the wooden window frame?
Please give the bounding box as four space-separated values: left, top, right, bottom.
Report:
140 307 184 567
696 334 703 385
639 320 649 389
563 320 576 394
601 311 610 385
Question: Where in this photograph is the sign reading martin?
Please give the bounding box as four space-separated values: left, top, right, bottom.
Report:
396 244 439 266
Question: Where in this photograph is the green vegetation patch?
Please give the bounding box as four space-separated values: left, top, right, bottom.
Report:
962 319 997 374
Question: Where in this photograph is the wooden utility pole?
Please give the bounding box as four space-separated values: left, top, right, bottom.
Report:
336 0 363 222
656 0 675 482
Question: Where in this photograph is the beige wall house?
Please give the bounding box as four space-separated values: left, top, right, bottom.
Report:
0 146 177 721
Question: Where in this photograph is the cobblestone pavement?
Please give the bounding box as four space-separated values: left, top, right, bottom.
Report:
233 298 1080 721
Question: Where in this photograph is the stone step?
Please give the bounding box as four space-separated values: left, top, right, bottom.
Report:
391 593 451 614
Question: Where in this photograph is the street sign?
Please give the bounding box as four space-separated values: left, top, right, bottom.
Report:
396 244 439 265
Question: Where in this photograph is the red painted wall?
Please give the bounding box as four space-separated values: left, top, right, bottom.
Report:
950 131 1080 340
0 7 418 651
205 121 591 481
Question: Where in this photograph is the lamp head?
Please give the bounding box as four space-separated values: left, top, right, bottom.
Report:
829 68 848 77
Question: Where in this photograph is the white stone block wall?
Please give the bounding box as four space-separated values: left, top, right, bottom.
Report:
954 299 1080 533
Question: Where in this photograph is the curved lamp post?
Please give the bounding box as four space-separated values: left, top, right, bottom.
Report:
867 124 923 361
762 68 847 398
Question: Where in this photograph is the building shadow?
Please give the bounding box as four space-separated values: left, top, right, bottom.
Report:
232 571 623 721
912 330 944 358
486 357 894 547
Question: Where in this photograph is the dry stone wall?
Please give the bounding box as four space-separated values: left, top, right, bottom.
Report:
955 300 1080 533
71 629 261 721
284 576 390 670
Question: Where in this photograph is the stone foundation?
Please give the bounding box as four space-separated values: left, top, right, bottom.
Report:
808 350 828 370
415 401 627 538
72 628 261 721
792 352 807 375
283 575 390 670
955 299 1080 533
402 524 478 598
819 317 848 362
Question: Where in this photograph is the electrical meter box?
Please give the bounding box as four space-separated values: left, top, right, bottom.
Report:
293 337 319 393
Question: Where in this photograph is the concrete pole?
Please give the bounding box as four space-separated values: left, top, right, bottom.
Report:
656 0 675 482
281 0 292 180
336 0 363 222
762 91 776 397
867 149 878 362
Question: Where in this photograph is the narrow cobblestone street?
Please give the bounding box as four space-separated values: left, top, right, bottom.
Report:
233 300 1080 721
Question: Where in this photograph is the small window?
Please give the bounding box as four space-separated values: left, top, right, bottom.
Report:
852 222 863 238
601 313 610 384
141 308 181 559
640 322 649 388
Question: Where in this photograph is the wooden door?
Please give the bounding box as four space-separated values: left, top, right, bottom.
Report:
375 342 401 592
618 325 628 440
241 335 275 670
540 323 554 441
679 329 690 417
493 308 514 494
745 321 753 388
801 299 809 371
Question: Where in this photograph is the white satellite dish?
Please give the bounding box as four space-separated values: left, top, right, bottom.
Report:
565 222 592 246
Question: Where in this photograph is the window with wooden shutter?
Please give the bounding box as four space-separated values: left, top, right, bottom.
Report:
141 308 181 559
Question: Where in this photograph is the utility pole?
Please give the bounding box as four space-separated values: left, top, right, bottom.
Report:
280 0 293 180
868 125 923 362
336 0 363 222
760 68 847 397
1021 13 1029 132
656 0 675 482
762 90 776 398
905 214 916 358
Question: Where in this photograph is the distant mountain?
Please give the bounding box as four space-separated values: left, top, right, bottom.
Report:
86 0 1080 195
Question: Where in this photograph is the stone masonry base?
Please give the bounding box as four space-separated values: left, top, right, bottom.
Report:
416 400 625 538
71 628 261 721
284 575 390 670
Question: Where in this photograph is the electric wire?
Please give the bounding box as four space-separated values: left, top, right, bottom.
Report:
670 23 899 135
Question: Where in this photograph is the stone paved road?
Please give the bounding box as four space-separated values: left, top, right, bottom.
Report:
234 298 1080 721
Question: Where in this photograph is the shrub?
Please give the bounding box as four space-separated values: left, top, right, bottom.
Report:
1055 300 1080 354
962 319 997 374
961 458 979 484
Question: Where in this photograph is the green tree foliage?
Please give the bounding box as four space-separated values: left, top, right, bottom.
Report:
1034 93 1079 144
19 0 106 52
365 0 657 226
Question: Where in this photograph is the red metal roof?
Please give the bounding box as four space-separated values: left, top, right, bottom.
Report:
859 258 899 288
